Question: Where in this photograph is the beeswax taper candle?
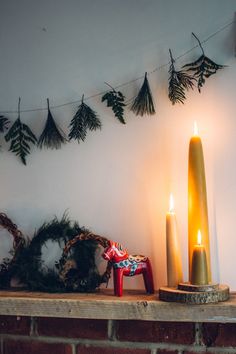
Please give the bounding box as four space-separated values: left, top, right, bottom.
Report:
188 122 211 282
166 194 183 287
191 230 208 285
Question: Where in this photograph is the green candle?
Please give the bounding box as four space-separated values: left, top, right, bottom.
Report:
191 230 208 285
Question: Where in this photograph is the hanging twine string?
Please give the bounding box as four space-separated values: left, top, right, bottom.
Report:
0 19 234 115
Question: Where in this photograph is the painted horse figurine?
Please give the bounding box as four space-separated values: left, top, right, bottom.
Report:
102 240 154 296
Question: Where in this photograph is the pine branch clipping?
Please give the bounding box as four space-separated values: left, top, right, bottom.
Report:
38 98 67 149
183 33 225 92
131 72 155 116
5 98 37 165
69 95 101 143
168 49 195 104
101 84 126 124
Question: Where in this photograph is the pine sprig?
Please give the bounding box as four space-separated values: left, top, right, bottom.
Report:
183 33 225 92
69 95 101 143
131 72 155 116
38 98 67 149
0 116 10 133
5 98 37 165
102 84 126 124
168 49 195 104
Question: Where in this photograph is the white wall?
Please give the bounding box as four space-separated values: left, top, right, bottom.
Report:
0 0 235 290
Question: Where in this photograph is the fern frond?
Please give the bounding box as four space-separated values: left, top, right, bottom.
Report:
69 97 101 143
5 98 37 165
168 49 195 104
183 33 225 92
102 86 126 124
0 116 10 133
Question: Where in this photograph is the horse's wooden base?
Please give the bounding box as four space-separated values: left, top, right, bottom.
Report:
159 283 230 304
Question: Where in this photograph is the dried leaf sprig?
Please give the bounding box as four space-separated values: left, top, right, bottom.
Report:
168 49 196 104
131 72 155 116
102 83 126 124
0 116 10 133
183 32 225 92
38 98 67 149
5 98 37 165
69 95 101 143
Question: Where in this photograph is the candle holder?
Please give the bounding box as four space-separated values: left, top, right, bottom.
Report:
159 282 230 304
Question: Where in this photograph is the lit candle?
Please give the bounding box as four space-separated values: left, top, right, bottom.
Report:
166 194 183 287
191 230 208 285
188 122 211 282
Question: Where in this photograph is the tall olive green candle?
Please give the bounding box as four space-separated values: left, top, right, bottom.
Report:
190 230 208 285
188 122 211 282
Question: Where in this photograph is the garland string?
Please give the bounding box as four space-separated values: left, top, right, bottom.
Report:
0 19 233 115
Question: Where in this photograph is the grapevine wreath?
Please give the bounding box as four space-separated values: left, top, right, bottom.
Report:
0 213 112 292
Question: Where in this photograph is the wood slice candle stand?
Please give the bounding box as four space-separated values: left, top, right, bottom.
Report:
159 282 230 304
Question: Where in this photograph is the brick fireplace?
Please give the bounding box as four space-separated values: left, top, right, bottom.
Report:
1 316 236 354
0 290 235 354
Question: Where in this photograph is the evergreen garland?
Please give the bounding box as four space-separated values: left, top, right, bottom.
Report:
0 25 229 163
101 84 126 124
38 98 67 149
131 72 155 116
183 33 225 92
5 98 37 165
168 49 196 104
69 95 101 143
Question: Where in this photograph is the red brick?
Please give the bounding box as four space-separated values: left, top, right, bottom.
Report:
202 323 218 346
37 317 107 339
76 346 150 354
3 340 72 354
0 315 30 335
183 352 208 354
157 351 179 354
203 323 236 347
116 320 195 344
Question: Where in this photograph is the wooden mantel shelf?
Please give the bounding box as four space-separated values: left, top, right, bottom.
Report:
0 290 236 323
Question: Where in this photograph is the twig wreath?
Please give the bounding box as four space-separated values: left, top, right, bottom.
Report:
0 213 111 293
0 213 25 288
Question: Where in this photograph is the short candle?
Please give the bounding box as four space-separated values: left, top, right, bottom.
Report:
191 230 208 285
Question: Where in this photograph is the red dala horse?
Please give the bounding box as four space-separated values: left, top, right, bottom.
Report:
102 240 154 296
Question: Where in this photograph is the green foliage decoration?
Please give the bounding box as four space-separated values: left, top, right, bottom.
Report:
69 95 101 143
102 83 126 124
5 98 37 165
168 49 196 104
0 116 10 133
38 98 67 149
183 33 225 92
131 72 155 116
0 213 111 293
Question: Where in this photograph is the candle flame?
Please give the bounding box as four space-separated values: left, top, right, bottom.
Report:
197 230 202 245
193 121 199 136
169 193 174 212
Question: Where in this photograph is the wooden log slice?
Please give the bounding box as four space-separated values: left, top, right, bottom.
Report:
159 284 230 304
178 282 219 292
